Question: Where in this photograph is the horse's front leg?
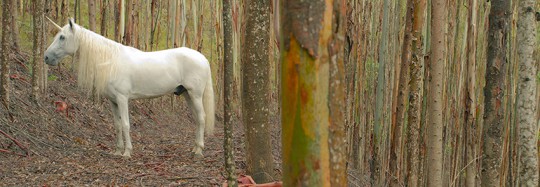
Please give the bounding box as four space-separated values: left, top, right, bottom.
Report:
117 96 133 157
110 101 124 155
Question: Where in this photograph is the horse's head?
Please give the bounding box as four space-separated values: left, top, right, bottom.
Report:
44 18 80 66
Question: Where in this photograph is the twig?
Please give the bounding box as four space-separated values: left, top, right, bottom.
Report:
450 155 482 187
0 129 29 156
166 176 201 181
0 148 27 157
130 173 151 180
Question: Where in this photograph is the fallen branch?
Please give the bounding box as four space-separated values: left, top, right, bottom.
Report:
0 148 27 157
0 129 29 156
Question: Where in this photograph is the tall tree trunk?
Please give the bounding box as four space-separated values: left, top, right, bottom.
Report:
31 0 44 102
1 0 13 109
406 0 427 186
123 0 132 45
119 0 126 43
328 0 347 186
481 0 511 186
427 0 446 185
223 0 237 186
74 0 78 22
88 0 96 31
464 0 478 186
242 0 274 183
10 0 19 54
114 0 121 42
516 0 538 185
169 0 177 47
100 0 107 37
373 0 391 184
281 0 334 185
390 0 413 185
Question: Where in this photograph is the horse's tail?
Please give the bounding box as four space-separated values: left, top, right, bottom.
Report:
203 70 215 135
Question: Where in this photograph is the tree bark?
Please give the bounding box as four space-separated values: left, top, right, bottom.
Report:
390 0 413 185
406 0 426 186
31 0 44 102
516 0 538 185
328 0 347 186
88 0 96 31
242 0 274 183
464 0 478 186
100 0 108 37
223 0 237 186
481 0 511 186
427 0 446 185
1 0 12 109
119 0 125 43
10 0 19 54
281 0 334 185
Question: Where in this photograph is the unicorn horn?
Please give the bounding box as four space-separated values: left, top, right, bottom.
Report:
46 16 62 30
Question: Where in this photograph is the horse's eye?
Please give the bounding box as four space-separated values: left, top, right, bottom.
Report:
59 35 65 41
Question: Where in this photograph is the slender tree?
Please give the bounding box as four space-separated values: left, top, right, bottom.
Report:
406 0 427 186
481 0 511 186
242 0 274 183
1 0 13 109
100 0 108 37
427 0 446 185
10 0 19 54
328 0 347 186
223 0 237 186
464 0 478 186
516 0 538 185
31 0 45 101
88 0 96 31
390 0 413 185
119 0 126 42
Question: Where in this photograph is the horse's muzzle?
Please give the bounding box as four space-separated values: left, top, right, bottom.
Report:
44 55 59 66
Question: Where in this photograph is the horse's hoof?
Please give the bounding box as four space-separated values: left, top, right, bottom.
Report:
122 153 131 158
113 151 123 156
193 152 203 159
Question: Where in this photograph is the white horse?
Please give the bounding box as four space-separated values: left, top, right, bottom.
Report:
44 18 215 158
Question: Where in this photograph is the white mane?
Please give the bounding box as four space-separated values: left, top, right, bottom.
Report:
74 26 122 96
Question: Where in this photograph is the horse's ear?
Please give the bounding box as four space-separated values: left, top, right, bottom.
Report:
68 18 75 31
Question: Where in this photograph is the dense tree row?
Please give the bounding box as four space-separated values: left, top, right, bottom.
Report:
0 0 538 186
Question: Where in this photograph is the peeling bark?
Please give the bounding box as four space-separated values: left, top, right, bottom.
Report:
481 0 511 186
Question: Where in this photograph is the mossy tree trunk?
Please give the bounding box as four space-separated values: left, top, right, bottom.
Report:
223 0 237 186
242 0 274 183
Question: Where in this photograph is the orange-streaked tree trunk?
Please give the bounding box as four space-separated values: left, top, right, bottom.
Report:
281 0 335 185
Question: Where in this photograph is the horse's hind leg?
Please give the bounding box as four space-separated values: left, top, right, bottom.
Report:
183 92 206 158
110 101 124 155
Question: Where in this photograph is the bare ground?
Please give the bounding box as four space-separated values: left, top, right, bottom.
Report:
0 57 282 186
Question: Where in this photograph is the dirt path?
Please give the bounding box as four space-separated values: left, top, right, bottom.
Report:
1 59 282 186
1 101 250 186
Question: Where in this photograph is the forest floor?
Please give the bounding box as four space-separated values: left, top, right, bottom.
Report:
0 55 282 186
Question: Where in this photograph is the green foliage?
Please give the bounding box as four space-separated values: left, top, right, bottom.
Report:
47 74 58 81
